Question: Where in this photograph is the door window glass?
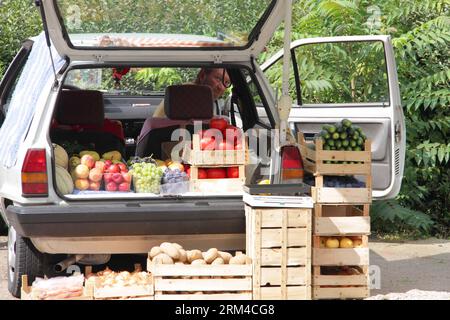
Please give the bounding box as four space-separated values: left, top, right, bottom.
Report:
294 41 389 104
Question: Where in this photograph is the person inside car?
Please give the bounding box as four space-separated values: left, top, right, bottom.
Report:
152 67 231 118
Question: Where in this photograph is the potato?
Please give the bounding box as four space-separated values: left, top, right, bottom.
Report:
160 242 180 260
152 253 174 265
178 249 187 263
149 246 163 259
211 257 224 265
187 249 203 263
203 248 219 264
172 242 183 250
191 259 207 265
229 255 246 265
218 251 232 264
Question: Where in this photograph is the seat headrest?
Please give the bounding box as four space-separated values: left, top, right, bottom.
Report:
164 84 213 120
56 90 104 127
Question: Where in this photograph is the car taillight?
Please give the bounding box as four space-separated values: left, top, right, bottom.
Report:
21 149 48 197
281 145 304 181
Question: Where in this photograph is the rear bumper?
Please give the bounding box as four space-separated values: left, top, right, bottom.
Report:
6 199 245 238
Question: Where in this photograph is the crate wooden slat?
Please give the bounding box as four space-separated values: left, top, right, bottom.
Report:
312 187 372 204
313 286 369 300
182 133 247 166
314 274 369 286
84 265 153 300
148 263 252 300
313 248 369 266
246 206 312 300
261 267 308 286
298 133 372 176
314 216 370 235
260 286 311 300
21 275 92 300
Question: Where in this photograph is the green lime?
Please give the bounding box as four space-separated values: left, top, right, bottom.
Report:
327 139 335 147
332 132 340 140
327 125 336 134
335 140 342 148
342 140 349 147
340 132 348 140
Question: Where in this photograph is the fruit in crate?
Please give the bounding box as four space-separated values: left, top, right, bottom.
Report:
69 156 81 171
162 168 188 184
304 175 365 188
88 168 103 182
54 144 69 170
130 162 164 193
74 164 89 179
75 178 89 191
226 167 240 178
325 237 340 248
206 168 227 179
102 150 122 161
79 150 100 161
55 165 74 195
209 117 229 132
80 154 95 169
101 160 131 192
339 237 354 248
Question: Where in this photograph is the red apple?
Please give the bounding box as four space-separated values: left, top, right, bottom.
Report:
104 172 113 184
104 160 113 167
112 172 123 184
80 155 95 169
106 181 117 192
117 162 127 172
108 164 120 173
121 172 132 183
118 182 130 192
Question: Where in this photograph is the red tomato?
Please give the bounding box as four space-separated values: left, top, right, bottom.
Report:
224 125 242 144
198 168 208 179
209 117 228 132
200 137 215 150
226 167 240 178
206 168 227 179
217 141 234 150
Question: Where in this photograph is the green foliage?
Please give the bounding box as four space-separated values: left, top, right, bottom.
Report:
371 199 434 235
0 0 42 79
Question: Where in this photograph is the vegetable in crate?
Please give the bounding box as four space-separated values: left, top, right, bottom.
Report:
320 119 368 153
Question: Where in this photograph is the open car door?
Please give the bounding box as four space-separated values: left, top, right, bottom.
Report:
262 35 406 200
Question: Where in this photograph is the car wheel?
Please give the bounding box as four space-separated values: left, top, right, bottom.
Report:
7 227 44 298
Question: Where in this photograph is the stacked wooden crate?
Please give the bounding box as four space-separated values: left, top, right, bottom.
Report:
298 133 371 300
183 133 247 193
246 206 312 300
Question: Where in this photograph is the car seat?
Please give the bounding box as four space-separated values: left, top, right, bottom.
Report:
50 90 126 156
135 84 214 160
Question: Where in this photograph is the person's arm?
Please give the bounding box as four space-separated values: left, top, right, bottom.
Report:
153 100 166 118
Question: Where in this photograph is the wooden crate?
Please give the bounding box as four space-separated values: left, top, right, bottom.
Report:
21 274 92 300
148 263 252 300
298 132 372 176
182 133 247 166
314 204 371 236
298 132 372 204
84 265 154 300
313 266 370 300
246 206 312 300
190 165 245 193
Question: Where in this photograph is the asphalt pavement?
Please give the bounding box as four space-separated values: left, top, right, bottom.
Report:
1 236 449 300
